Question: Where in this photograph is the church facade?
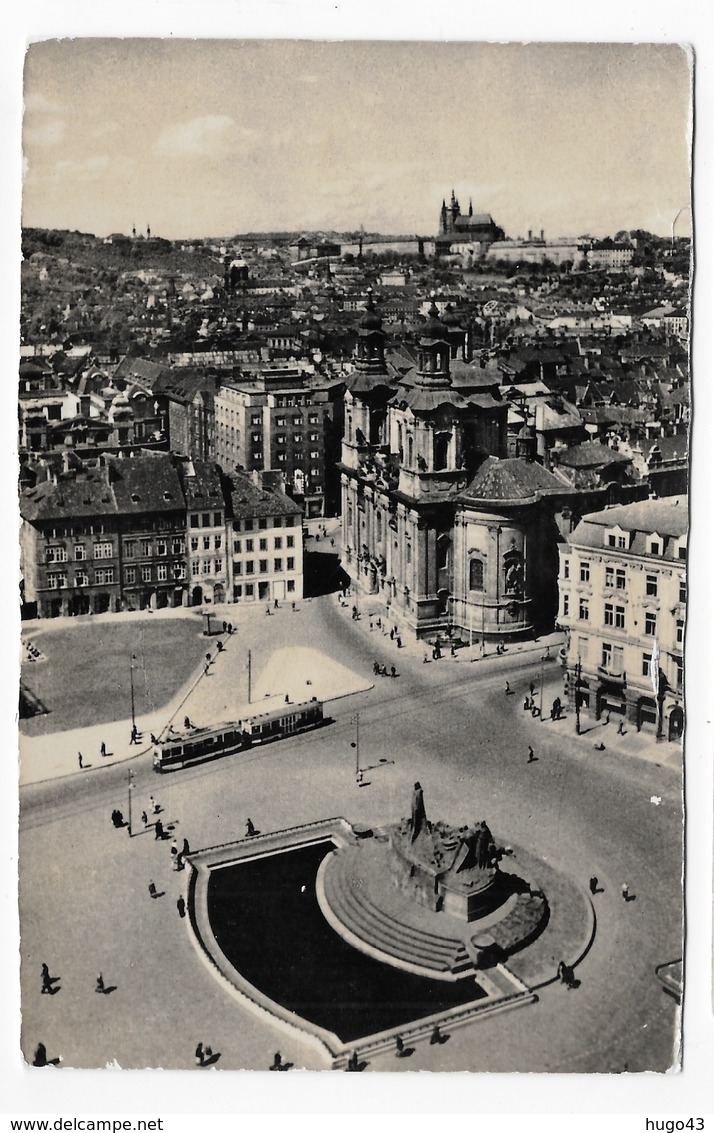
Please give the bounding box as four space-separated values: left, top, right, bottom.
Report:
339 296 566 642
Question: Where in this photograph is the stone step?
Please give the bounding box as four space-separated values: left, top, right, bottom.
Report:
324 857 471 974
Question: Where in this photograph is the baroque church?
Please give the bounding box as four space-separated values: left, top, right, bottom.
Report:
339 294 566 643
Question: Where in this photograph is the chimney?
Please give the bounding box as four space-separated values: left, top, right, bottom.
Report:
528 229 532 241
540 229 544 241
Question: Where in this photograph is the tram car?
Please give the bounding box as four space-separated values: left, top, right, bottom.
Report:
153 697 325 772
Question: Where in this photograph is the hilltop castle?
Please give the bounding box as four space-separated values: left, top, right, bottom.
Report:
436 189 504 252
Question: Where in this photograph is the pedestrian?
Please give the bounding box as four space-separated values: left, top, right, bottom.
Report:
177 896 186 918
274 598 279 609
450 643 456 657
396 636 402 649
430 1024 443 1045
130 725 140 745
95 973 105 994
246 818 256 836
222 621 227 634
40 964 56 994
390 665 396 678
395 1034 405 1058
195 1042 204 1066
369 620 373 631
154 818 165 840
100 742 107 758
32 1043 60 1067
423 654 429 664
150 795 160 815
523 696 530 711
266 606 271 616
390 628 394 640
505 682 511 696
148 881 160 899
270 1051 283 1071
529 682 536 697
621 883 631 902
182 837 190 857
292 602 296 611
617 720 626 735
141 810 148 827
527 745 536 763
171 838 179 858
78 752 84 770
589 876 599 895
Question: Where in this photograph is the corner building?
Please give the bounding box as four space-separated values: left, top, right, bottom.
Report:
558 496 686 741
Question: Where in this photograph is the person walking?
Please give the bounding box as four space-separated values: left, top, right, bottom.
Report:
527 745 536 763
40 963 56 994
95 973 106 994
505 682 512 696
77 752 84 770
621 883 633 902
395 1034 405 1058
100 742 107 758
589 876 599 895
154 818 165 841
246 818 256 837
176 895 186 918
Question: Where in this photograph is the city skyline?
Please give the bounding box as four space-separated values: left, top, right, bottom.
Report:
22 40 692 242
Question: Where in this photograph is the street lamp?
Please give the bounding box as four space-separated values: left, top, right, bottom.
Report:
574 656 582 736
539 651 545 722
350 713 361 784
129 654 137 741
127 768 135 837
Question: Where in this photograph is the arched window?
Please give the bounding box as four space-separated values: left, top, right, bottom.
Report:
434 432 450 470
469 558 484 591
375 510 382 543
347 414 352 441
407 435 414 465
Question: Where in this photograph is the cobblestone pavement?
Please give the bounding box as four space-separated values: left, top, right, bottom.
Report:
18 590 682 1075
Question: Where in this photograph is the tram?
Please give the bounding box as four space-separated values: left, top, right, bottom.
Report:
152 697 325 772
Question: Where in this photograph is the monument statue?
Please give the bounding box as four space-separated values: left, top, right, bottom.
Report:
409 781 428 841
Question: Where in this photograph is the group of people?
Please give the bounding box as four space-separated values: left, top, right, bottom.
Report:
373 660 398 678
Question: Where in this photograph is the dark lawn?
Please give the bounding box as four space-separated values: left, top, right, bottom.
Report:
20 617 209 736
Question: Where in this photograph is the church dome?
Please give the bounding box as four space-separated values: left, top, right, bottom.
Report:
421 299 450 343
359 290 383 333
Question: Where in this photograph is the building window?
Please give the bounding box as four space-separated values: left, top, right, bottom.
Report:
649 540 661 555
604 602 614 626
601 642 612 669
192 561 200 577
675 658 683 691
310 434 319 443
277 417 286 427
213 512 222 526
251 415 261 426
244 520 253 531
259 559 268 573
46 546 67 563
203 536 211 551
286 516 295 527
579 561 590 583
287 557 295 571
202 560 211 575
95 567 115 585
310 450 319 460
190 514 199 528
75 570 89 587
286 535 295 548
157 540 167 556
234 562 242 576
287 579 295 593
246 561 254 575
644 611 657 636
615 606 625 629
676 619 684 646
191 537 199 552
277 435 286 445
214 559 222 574
74 545 86 561
157 564 168 582
646 575 658 597
678 545 686 560
94 542 113 559
274 537 282 550
46 572 66 589
252 433 261 443
605 566 614 587
563 594 569 616
234 584 242 599
563 559 570 580
174 564 186 580
245 583 254 597
125 567 136 584
309 414 318 424
140 539 151 557
616 569 626 590
277 454 287 463
233 540 241 554
469 558 484 592
173 538 184 555
213 535 221 550
642 652 652 677
679 579 686 603
293 416 302 426
294 433 303 443
579 598 589 621
202 513 211 528
259 519 267 530
259 538 268 551
274 558 282 572
245 539 254 553
125 541 135 558
141 566 152 582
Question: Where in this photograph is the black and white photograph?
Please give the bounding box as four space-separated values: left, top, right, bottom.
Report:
5 10 712 1121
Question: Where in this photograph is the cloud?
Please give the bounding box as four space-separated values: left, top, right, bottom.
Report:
52 155 110 180
24 119 66 148
24 92 64 115
154 115 238 159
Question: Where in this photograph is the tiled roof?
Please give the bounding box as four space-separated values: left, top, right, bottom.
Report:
557 440 631 468
226 472 302 521
569 495 688 551
108 453 184 513
459 456 565 505
21 467 117 522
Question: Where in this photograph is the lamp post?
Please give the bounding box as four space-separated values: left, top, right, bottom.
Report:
574 657 582 736
129 653 137 740
127 768 135 837
539 650 545 722
351 713 361 784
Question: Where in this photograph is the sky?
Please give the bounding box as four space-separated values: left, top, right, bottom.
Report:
21 39 692 242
